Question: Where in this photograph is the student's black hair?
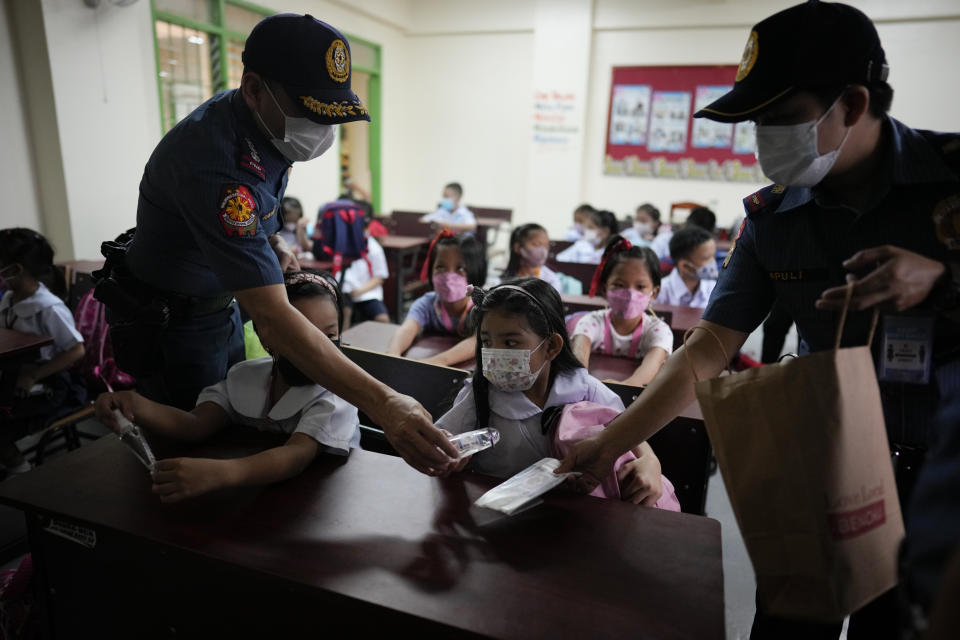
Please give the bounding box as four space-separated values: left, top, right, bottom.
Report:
590 209 619 239
0 228 55 279
444 182 463 198
423 232 487 289
808 82 893 119
635 203 661 224
669 225 714 264
503 223 548 278
274 268 344 386
590 235 661 297
468 277 583 428
283 268 344 338
686 207 716 234
574 203 595 216
281 197 303 215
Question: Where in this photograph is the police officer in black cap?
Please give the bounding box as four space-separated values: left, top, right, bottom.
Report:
97 14 459 472
556 2 960 637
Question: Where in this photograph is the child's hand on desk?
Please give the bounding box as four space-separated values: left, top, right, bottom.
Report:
617 455 663 506
151 458 228 503
94 391 139 433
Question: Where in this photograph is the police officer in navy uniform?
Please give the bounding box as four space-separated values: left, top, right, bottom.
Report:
100 14 459 473
555 2 960 638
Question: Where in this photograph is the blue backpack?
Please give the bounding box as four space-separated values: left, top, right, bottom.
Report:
316 199 368 273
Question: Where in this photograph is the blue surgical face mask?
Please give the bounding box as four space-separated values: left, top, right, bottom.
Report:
440 197 455 212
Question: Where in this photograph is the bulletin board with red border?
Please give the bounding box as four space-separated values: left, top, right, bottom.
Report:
603 65 764 182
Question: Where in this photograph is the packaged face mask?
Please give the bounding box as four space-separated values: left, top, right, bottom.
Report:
114 410 156 471
448 428 500 459
474 458 579 515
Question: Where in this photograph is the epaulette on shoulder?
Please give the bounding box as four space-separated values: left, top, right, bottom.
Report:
742 183 786 217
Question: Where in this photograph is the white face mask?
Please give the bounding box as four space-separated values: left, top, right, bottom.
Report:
582 228 600 246
257 82 337 163
481 338 548 392
634 221 653 237
755 95 850 187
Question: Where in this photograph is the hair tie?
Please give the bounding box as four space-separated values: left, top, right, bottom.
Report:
419 228 456 282
588 236 633 297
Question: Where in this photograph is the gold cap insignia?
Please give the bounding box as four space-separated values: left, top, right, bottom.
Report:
326 39 350 83
735 31 759 83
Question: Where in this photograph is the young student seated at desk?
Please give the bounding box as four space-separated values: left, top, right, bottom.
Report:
341 229 390 329
387 230 486 366
433 278 667 506
620 203 662 247
556 209 618 264
95 270 359 503
421 182 476 233
0 228 86 475
655 225 718 308
488 223 562 292
571 237 672 387
563 203 595 242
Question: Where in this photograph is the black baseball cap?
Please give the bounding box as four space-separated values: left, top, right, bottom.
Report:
694 1 888 123
242 13 370 125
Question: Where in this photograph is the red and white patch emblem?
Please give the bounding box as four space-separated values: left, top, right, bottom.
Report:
218 185 258 237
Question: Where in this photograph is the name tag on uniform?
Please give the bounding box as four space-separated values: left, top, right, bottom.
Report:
878 314 935 384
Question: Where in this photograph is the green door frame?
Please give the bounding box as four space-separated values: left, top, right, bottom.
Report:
150 0 383 212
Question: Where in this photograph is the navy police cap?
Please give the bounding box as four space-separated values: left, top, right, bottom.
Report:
242 13 370 125
694 1 888 123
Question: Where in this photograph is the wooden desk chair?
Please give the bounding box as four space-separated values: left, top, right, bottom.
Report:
548 260 597 293
548 240 574 261
23 403 99 465
341 346 469 454
604 382 713 515
467 206 512 249
390 210 432 237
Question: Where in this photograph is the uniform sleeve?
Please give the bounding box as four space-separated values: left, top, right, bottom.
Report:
457 208 477 225
571 310 605 346
368 238 390 279
38 303 83 354
172 162 284 293
642 316 674 355
435 382 478 435
422 210 444 224
585 375 626 411
404 294 434 333
702 218 776 334
295 395 360 455
196 379 239 421
556 242 580 263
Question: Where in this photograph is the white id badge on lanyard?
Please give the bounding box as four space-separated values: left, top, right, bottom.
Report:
878 314 935 384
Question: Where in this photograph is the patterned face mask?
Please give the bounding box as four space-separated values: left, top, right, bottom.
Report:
481 338 548 392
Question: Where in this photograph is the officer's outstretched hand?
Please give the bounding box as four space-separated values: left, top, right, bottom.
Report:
268 233 301 273
816 245 946 312
375 392 458 476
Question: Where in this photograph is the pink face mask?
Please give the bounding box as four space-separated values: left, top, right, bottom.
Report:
433 271 468 302
606 288 650 319
519 245 549 267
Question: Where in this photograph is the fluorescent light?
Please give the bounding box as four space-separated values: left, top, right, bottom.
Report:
187 35 205 45
159 71 169 77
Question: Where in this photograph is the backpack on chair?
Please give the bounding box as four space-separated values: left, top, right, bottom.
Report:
315 199 369 274
73 289 135 393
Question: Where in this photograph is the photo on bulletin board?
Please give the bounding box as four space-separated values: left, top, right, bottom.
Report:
604 65 765 182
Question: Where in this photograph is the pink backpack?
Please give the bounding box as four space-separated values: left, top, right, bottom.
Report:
548 401 681 511
73 289 135 393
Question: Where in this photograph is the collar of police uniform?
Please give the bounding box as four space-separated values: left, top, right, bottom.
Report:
229 88 291 170
774 116 958 215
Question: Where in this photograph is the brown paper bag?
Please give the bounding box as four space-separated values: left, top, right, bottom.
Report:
689 292 904 622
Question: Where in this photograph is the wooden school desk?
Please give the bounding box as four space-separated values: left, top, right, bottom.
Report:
377 235 431 322
0 329 54 402
0 432 724 639
341 321 472 368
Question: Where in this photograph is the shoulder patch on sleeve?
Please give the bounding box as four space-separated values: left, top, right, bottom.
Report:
742 184 786 216
723 219 747 269
219 184 258 237
239 137 266 180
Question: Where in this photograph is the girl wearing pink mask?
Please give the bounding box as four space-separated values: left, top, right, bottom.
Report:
491 224 563 292
571 236 673 386
386 230 486 366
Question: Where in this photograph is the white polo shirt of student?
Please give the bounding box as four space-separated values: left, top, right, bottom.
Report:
341 236 390 303
556 239 604 264
571 309 674 359
0 283 82 362
649 231 673 261
436 368 625 479
655 268 716 308
422 205 476 226
197 357 361 454
486 264 563 293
